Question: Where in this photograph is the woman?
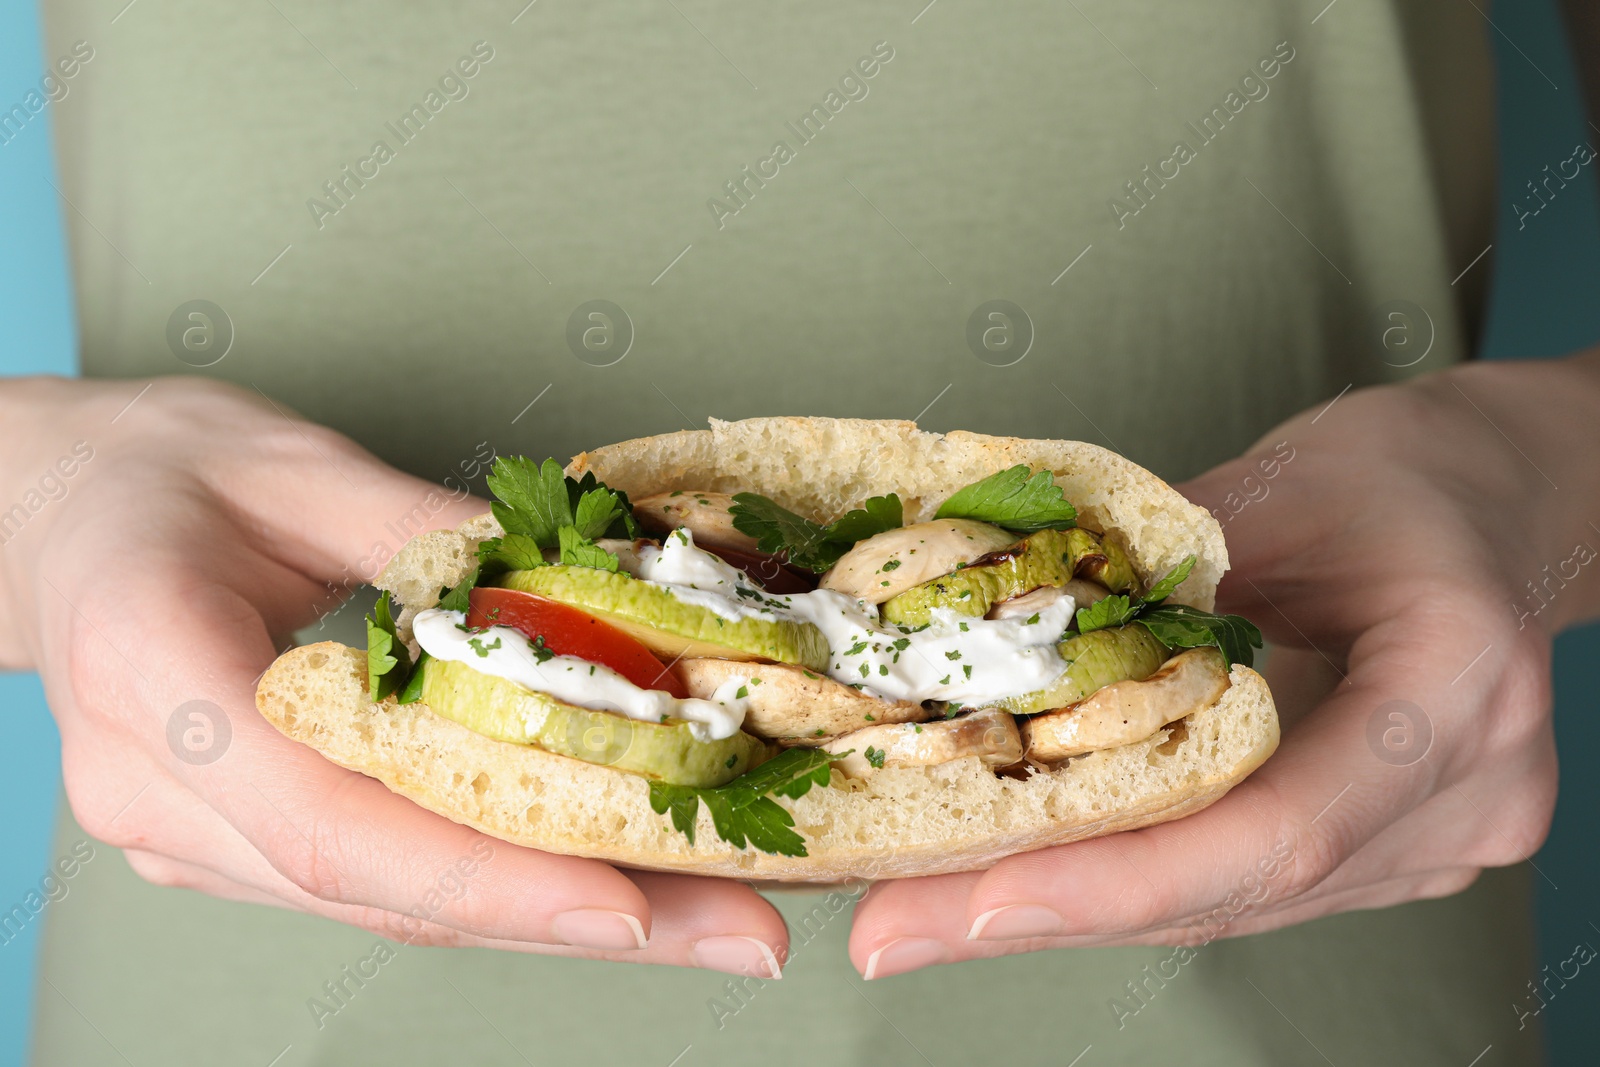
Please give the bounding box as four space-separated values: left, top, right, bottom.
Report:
11 0 1587 1062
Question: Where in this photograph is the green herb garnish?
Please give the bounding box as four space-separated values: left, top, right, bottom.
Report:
1138 605 1263 668
648 748 847 857
728 492 903 573
934 465 1077 533
1075 555 1261 667
365 593 412 700
557 525 620 571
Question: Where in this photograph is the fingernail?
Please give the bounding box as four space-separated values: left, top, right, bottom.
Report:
692 936 783 979
862 937 949 980
551 909 647 951
967 904 1065 941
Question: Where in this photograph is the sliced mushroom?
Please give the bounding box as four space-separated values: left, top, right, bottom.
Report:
672 658 930 742
823 707 1022 778
986 579 1112 620
633 491 757 551
1021 647 1230 762
820 519 1017 604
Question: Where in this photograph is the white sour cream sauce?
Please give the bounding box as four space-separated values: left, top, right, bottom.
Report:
411 608 753 742
412 528 1075 739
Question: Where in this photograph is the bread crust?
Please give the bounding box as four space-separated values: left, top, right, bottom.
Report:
257 418 1278 880
258 643 1277 881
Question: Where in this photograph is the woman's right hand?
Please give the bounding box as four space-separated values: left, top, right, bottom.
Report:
0 375 786 979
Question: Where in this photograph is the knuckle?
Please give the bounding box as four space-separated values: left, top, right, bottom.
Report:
60 756 141 850
1415 868 1482 902
271 815 352 903
1481 639 1554 754
68 799 133 849
1276 823 1342 902
61 622 127 728
1249 782 1341 905
123 850 196 891
1149 920 1224 949
1128 879 1189 929
1477 810 1553 868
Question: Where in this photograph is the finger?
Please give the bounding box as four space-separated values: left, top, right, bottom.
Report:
1162 866 1483 942
848 860 1484 977
205 410 491 586
83 558 658 954
848 871 1204 975
121 847 790 974
972 595 1519 934
58 526 784 960
851 654 1467 968
107 767 790 974
625 872 788 977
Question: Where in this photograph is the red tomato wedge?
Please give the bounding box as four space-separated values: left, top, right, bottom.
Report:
698 544 818 594
466 587 689 698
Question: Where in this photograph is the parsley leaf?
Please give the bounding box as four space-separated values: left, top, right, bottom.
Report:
572 486 625 540
477 532 547 571
437 563 479 613
396 651 429 703
648 748 845 856
467 635 502 658
729 492 903 573
864 746 886 769
729 494 840 572
823 494 903 543
565 471 643 539
435 456 641 611
486 457 640 547
1139 604 1263 668
1141 555 1196 604
934 465 1077 532
1069 554 1261 666
365 594 411 700
486 457 572 544
558 525 620 571
1076 556 1195 635
1074 594 1140 634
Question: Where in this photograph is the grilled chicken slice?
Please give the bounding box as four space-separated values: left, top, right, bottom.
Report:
1021 647 1230 762
672 658 931 742
633 491 757 551
820 519 1017 604
822 707 1022 778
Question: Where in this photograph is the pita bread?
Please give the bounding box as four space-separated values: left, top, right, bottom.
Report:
256 418 1279 881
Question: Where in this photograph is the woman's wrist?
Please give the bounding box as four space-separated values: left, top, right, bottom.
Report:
1414 349 1600 636
0 376 112 669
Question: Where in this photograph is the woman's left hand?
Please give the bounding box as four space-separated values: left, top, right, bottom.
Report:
847 354 1600 979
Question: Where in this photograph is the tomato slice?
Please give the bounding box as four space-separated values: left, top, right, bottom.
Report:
466 587 689 698
699 544 818 594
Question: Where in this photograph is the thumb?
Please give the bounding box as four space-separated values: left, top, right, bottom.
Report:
1171 452 1289 615
218 427 491 586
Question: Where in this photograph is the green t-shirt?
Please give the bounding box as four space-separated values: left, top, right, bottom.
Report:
32 0 1541 1063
